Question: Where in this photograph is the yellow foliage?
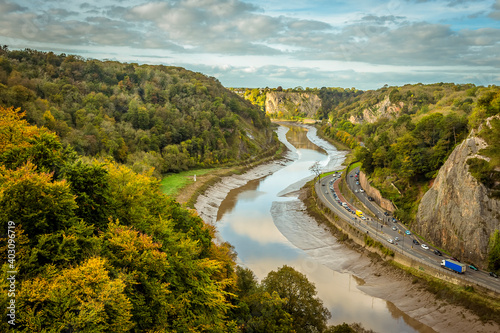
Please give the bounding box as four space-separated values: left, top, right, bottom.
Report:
17 257 134 332
0 106 48 154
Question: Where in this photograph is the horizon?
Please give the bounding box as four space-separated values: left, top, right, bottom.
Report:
1 0 499 90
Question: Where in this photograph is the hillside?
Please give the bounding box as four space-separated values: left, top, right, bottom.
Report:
318 83 500 269
0 106 338 332
416 115 500 268
232 87 362 119
0 47 278 177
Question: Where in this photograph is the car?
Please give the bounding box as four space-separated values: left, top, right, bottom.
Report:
367 196 374 201
394 236 400 241
356 181 360 185
392 226 397 231
421 244 429 250
469 264 478 271
350 175 353 177
359 189 364 192
405 230 411 235
384 212 389 216
434 250 442 256
490 272 499 278
355 190 358 193
412 239 420 245
387 238 394 244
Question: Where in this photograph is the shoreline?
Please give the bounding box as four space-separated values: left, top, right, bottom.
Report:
193 124 499 333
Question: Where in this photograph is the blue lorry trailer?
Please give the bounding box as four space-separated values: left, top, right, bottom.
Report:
441 259 466 274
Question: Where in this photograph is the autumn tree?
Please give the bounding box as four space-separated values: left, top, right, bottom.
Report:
262 265 331 333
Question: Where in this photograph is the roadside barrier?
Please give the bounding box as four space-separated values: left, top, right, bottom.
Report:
315 177 500 295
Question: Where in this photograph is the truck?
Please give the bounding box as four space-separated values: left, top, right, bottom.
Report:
355 210 364 217
441 259 466 274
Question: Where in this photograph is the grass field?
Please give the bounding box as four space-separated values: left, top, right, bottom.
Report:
160 169 218 197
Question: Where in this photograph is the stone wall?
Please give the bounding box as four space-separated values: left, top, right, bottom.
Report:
359 171 397 213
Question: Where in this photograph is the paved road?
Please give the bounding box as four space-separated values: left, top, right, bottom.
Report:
315 168 500 293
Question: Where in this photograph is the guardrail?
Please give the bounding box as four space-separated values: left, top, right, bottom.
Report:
316 176 500 295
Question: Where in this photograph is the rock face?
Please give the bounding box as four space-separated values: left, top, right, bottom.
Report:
359 171 396 213
349 96 403 124
265 92 321 118
416 118 500 267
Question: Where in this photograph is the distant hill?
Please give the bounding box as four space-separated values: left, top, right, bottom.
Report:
0 47 278 176
232 87 363 120
323 83 500 269
240 82 500 269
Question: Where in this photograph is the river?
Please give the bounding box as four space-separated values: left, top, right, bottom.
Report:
215 124 436 333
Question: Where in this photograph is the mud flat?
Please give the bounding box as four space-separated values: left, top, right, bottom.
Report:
194 124 499 333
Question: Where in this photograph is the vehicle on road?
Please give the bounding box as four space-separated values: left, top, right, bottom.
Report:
394 236 400 242
412 239 420 245
359 189 364 192
421 244 429 250
434 250 442 256
392 226 397 231
441 259 466 274
405 230 411 235
368 196 374 201
490 272 499 278
469 264 478 271
355 210 364 217
387 238 394 244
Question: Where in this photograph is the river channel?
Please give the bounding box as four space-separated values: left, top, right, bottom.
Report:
215 124 435 333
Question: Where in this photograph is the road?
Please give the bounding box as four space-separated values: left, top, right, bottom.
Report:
315 167 500 294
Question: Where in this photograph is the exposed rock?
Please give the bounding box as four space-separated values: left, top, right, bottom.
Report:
359 171 397 212
265 91 321 118
416 117 500 267
350 96 404 124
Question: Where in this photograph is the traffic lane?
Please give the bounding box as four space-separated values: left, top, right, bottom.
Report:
345 169 500 287
345 169 445 261
321 173 500 290
317 175 373 233
347 168 388 221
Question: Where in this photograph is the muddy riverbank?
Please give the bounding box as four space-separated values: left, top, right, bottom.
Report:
194 124 499 333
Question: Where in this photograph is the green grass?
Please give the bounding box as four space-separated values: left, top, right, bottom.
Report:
160 169 218 197
347 161 361 174
319 170 343 179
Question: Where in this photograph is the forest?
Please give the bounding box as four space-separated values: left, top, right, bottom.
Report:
0 48 380 332
0 105 378 332
319 83 500 224
0 47 278 177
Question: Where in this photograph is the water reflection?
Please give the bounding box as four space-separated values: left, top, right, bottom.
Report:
216 125 435 333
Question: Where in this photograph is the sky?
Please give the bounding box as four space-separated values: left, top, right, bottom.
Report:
0 0 499 90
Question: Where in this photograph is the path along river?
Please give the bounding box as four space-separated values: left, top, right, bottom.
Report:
211 124 436 333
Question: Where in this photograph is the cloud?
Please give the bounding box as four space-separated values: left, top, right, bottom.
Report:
490 0 500 19
0 0 498 89
0 0 26 13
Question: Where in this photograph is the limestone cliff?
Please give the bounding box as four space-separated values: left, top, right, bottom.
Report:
349 96 404 124
415 117 500 267
265 91 321 118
